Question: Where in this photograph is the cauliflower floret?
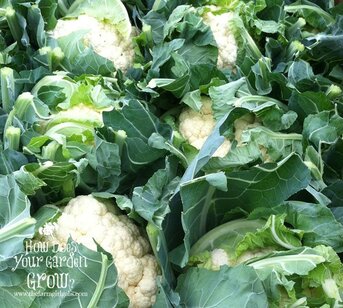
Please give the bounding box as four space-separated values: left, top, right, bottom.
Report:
39 195 159 308
52 15 136 72
179 96 231 158
211 248 230 267
202 9 238 69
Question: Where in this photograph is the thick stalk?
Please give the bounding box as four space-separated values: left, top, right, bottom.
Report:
1 67 15 113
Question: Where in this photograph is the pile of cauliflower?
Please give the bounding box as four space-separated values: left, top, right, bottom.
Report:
38 195 159 308
201 7 238 69
52 15 136 72
179 96 259 157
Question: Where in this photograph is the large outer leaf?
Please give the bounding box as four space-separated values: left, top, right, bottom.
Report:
0 149 28 175
176 265 268 308
209 78 295 131
171 154 311 267
218 154 310 214
282 202 343 252
1 242 129 307
0 175 35 261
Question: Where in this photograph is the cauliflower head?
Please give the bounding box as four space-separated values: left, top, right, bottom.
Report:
47 104 104 129
39 195 159 308
210 247 274 269
202 8 238 69
179 98 262 158
179 96 232 158
233 113 260 146
52 15 136 72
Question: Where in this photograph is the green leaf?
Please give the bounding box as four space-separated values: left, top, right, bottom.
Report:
0 175 36 261
103 100 172 173
86 134 121 193
132 158 179 228
306 16 343 64
284 1 335 30
24 161 78 204
303 111 343 148
2 242 129 307
176 265 268 308
250 201 343 253
13 166 47 195
223 154 310 212
235 215 303 258
249 247 326 276
171 154 310 267
288 91 333 122
0 149 27 175
287 60 317 92
323 181 343 208
57 31 114 76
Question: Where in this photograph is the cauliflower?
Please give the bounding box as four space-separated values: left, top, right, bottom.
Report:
202 8 238 69
211 248 230 267
178 97 260 158
233 113 260 146
52 15 136 72
210 247 273 269
38 195 159 308
179 96 232 157
46 104 104 129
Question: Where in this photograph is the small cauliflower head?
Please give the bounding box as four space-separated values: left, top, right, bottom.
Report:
233 113 260 146
40 195 159 308
202 8 238 69
52 15 136 72
179 96 231 158
210 247 274 269
47 104 104 129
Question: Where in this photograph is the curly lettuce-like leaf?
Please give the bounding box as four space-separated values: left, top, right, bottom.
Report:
249 201 343 253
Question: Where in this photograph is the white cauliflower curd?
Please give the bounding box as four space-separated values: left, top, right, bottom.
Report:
179 97 261 158
38 195 159 308
52 15 136 72
49 104 104 127
211 248 230 267
179 96 232 158
202 8 238 69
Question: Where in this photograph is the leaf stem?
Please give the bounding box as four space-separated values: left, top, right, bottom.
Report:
87 253 108 308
